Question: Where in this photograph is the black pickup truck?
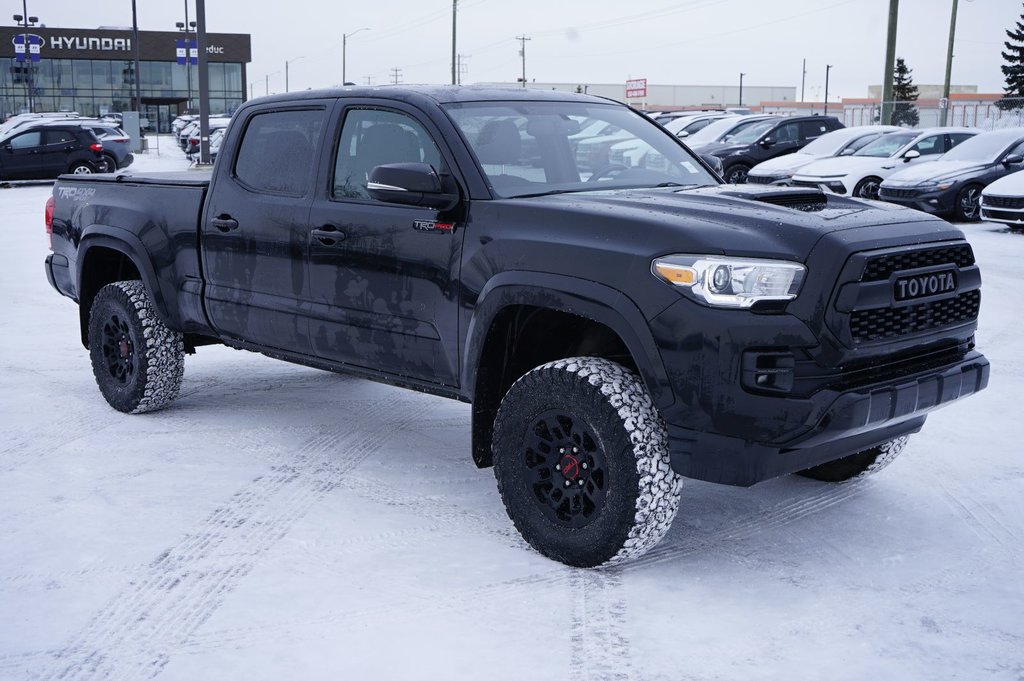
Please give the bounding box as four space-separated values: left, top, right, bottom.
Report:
44 87 989 567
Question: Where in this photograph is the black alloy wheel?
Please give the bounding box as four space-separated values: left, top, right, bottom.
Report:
955 185 982 222
854 176 882 201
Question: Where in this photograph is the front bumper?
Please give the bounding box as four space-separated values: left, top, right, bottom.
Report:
879 187 957 216
981 201 1024 226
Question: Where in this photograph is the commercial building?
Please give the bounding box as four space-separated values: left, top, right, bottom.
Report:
1 25 251 132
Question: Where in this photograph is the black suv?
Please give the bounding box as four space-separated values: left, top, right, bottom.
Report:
702 115 845 184
0 124 106 180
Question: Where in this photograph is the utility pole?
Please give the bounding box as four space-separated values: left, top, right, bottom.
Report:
824 64 833 115
738 72 745 107
265 74 269 96
516 35 531 88
131 0 141 113
880 0 899 125
940 0 959 126
195 0 211 164
365 76 375 86
390 67 403 85
457 54 470 85
801 58 806 102
451 0 458 85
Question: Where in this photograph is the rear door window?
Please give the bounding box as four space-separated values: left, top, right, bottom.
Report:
799 120 830 141
43 130 76 145
234 108 325 196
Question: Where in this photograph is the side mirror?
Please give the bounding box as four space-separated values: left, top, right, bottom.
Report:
367 163 459 211
759 138 774 148
1 144 10 153
676 131 689 138
903 149 921 162
1004 154 1024 166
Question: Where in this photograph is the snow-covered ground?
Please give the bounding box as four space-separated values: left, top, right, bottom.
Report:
2 144 1023 681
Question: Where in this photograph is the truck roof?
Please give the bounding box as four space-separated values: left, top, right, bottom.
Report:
250 85 610 108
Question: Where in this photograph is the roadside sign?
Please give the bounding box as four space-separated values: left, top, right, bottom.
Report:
626 78 647 99
176 38 198 66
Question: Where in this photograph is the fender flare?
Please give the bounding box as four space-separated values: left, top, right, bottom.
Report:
77 225 178 330
463 271 674 409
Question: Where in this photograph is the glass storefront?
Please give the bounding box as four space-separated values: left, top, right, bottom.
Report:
1 58 245 132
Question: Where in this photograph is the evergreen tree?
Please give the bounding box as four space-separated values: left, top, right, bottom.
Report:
997 3 1024 110
891 57 919 127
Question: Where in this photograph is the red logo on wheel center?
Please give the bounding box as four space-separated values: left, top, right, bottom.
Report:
560 454 580 480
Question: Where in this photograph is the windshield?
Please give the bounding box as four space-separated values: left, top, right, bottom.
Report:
444 101 719 198
726 120 776 145
941 132 1023 164
800 129 876 156
854 132 916 157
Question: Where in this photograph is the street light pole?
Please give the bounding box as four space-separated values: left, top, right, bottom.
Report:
940 0 959 126
342 28 369 85
13 2 38 113
824 64 833 116
739 72 745 107
285 56 304 93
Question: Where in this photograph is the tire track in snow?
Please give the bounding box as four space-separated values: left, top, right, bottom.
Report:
569 571 634 681
931 477 1020 548
30 393 434 681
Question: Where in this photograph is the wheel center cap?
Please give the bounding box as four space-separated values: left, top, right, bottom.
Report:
559 454 580 480
118 339 131 358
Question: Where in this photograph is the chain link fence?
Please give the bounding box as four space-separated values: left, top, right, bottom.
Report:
842 98 1024 130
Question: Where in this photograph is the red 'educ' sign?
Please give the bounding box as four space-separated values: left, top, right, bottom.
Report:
625 78 647 99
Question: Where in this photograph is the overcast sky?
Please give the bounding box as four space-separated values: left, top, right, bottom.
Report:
28 0 1020 99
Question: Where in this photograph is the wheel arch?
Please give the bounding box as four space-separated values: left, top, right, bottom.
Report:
77 229 173 348
464 272 672 468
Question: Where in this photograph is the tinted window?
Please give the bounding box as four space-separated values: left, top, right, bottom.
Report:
9 131 41 149
44 130 76 145
773 122 800 143
234 109 325 195
946 133 974 151
333 109 441 200
799 120 830 141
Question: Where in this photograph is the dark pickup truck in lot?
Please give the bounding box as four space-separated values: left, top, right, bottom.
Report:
45 87 989 567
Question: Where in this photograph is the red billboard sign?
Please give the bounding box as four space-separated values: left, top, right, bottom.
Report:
625 78 647 99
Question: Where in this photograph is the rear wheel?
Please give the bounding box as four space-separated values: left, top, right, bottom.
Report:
796 437 909 482
101 153 118 172
853 176 883 200
492 357 682 567
88 281 185 414
954 184 983 222
68 161 96 175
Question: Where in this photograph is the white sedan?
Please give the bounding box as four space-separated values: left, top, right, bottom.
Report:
980 168 1024 228
791 127 977 199
747 125 901 185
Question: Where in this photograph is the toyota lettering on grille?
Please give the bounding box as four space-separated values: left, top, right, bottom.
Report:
894 269 958 302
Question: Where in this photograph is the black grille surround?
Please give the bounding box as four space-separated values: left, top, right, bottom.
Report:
746 175 776 185
828 241 981 347
982 195 1024 209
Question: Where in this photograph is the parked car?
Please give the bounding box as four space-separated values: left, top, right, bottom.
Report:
0 111 81 138
0 123 105 180
207 127 225 162
747 125 902 185
46 118 134 171
683 114 779 154
878 128 1024 221
663 112 737 139
980 169 1024 228
792 127 978 199
184 117 232 159
700 115 845 184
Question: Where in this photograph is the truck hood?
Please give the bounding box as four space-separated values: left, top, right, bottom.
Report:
507 184 949 263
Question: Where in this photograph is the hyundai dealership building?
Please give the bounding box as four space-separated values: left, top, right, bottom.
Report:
1 25 251 132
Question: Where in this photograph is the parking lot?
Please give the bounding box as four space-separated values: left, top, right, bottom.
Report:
2 147 1023 680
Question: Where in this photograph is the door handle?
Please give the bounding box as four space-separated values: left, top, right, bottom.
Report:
211 215 239 232
311 225 346 246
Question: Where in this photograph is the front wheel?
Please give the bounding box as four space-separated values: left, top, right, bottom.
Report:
723 163 750 184
853 176 883 200
796 437 909 482
492 357 682 567
955 184 982 222
88 281 185 414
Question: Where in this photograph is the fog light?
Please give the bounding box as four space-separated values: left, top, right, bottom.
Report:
741 351 795 394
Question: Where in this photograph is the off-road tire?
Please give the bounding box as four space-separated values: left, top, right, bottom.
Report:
796 436 909 483
88 281 184 414
492 357 682 567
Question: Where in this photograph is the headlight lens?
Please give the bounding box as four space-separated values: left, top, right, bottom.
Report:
652 255 806 308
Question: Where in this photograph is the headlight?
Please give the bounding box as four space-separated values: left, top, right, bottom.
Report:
652 255 806 308
918 180 954 191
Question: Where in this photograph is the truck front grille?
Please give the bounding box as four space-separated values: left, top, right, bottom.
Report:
828 242 981 347
850 290 980 343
